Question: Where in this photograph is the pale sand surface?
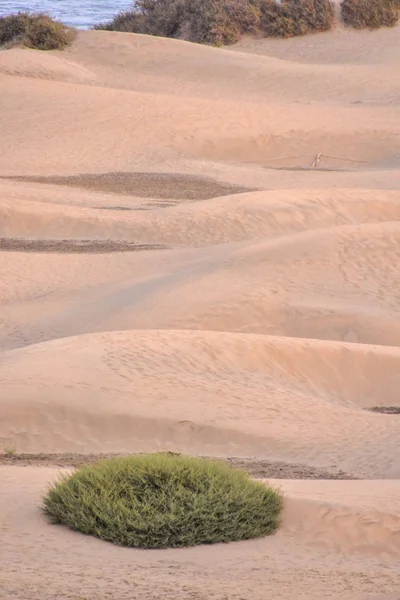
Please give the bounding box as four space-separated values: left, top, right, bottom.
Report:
0 13 400 600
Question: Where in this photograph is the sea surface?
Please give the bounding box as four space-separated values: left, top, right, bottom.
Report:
0 0 134 29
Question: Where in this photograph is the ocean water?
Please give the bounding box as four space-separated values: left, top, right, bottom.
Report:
0 0 134 29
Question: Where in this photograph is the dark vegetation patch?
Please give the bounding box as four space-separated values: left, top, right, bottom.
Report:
94 0 335 45
0 451 359 479
42 454 283 548
0 11 76 50
341 0 399 29
368 406 400 414
224 457 358 479
0 238 166 253
2 173 254 201
94 203 179 210
95 206 136 211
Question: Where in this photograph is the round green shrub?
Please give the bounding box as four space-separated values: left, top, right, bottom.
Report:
42 454 283 549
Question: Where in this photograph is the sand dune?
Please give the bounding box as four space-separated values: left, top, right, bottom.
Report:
1 17 399 600
1 330 400 478
1 63 399 176
2 186 400 244
3 31 399 105
0 46 98 84
69 31 400 106
2 205 399 348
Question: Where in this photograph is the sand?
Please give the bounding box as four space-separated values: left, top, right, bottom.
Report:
0 11 400 600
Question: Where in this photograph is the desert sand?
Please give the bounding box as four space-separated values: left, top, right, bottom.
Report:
0 10 400 600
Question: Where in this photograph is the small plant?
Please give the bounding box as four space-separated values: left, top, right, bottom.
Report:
0 12 75 50
43 453 283 549
4 446 17 457
341 0 399 29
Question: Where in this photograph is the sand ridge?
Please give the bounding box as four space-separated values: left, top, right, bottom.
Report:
0 16 400 600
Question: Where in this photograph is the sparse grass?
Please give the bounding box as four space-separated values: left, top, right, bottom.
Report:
4 446 17 457
94 0 335 45
42 453 283 549
341 0 399 29
0 12 76 50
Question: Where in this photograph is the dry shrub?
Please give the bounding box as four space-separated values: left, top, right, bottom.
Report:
182 0 261 44
94 11 141 33
0 12 30 46
0 12 75 50
96 0 261 45
341 0 399 29
95 0 335 44
96 0 185 38
260 0 335 37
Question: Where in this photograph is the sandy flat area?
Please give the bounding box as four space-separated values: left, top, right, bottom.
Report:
0 10 399 600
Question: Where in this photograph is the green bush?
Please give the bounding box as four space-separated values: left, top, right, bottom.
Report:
0 12 75 50
42 453 283 549
341 0 399 29
94 0 335 45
